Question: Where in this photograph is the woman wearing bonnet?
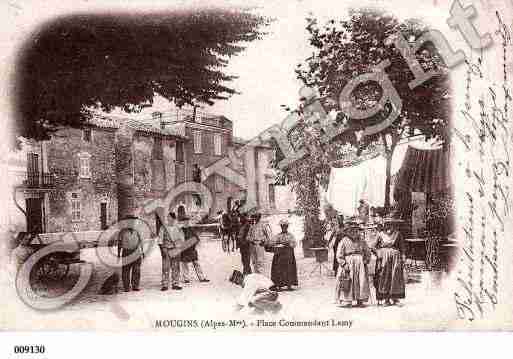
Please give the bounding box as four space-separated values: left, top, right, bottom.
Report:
373 218 406 306
336 223 371 307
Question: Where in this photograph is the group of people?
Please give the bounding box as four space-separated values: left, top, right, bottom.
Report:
117 211 210 293
227 212 300 315
328 214 406 307
9 197 406 312
237 212 298 292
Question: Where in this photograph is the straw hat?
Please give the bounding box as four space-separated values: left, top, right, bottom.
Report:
279 218 290 226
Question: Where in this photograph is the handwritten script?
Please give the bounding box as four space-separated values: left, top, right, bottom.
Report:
453 10 512 321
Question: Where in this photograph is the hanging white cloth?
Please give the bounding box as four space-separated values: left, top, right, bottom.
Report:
327 144 407 216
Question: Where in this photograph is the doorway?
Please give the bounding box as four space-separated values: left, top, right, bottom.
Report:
100 203 108 230
27 153 40 186
26 197 43 234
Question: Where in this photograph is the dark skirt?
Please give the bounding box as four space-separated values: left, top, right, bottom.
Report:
181 227 199 263
180 246 198 263
374 248 405 300
271 246 298 287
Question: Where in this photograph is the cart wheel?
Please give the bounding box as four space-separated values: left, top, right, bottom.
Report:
34 255 70 282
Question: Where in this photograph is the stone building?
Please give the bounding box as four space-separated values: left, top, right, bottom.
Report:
10 109 277 235
159 109 276 217
13 117 119 234
114 116 188 230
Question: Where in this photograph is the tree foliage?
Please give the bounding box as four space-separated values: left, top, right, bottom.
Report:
273 110 332 248
294 8 452 210
14 8 270 141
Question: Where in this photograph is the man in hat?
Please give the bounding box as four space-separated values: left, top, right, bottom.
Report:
117 215 144 292
237 212 253 275
248 212 270 274
158 212 183 291
230 270 282 314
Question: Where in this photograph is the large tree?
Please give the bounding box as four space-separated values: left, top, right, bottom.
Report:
273 106 332 252
296 8 451 211
14 8 269 142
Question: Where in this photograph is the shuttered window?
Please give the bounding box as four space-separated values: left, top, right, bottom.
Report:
71 192 81 221
214 133 222 156
78 153 91 178
193 131 202 154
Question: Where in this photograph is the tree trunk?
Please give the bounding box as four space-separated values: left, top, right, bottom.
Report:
302 173 322 257
384 151 393 213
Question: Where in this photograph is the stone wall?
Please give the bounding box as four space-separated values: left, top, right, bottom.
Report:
115 128 183 234
46 127 118 232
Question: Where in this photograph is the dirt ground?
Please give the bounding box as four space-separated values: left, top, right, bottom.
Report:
0 214 458 331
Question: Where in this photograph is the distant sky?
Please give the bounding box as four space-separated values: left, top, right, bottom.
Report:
111 0 450 140
115 0 451 140
2 0 455 140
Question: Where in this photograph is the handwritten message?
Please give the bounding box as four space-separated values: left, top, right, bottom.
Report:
453 11 512 321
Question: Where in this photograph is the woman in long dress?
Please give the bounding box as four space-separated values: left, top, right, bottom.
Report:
328 215 345 273
374 220 406 306
336 224 371 307
270 219 298 291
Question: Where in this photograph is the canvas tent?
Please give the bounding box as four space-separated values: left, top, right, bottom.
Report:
393 141 451 195
392 140 453 236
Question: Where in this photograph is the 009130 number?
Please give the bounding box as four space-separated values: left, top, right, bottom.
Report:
14 345 45 354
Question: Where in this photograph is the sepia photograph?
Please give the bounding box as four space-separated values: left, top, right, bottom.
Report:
0 0 511 342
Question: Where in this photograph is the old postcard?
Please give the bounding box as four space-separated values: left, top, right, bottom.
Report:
0 0 512 334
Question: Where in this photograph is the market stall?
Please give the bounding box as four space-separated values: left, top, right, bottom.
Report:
392 140 455 271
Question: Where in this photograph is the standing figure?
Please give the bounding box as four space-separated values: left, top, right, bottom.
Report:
357 199 370 224
117 215 144 292
178 212 210 284
323 203 339 240
329 214 345 302
219 210 232 253
248 213 269 274
328 214 345 274
236 213 252 275
229 208 241 251
270 219 298 291
336 224 371 307
158 212 183 291
374 220 406 306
